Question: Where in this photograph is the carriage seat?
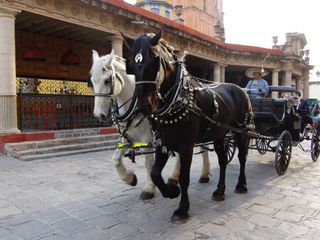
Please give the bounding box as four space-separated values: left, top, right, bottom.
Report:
250 98 287 124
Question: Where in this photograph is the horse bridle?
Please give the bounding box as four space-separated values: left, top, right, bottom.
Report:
93 64 123 98
134 52 167 100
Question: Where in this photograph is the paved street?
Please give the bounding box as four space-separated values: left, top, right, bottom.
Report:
0 142 319 240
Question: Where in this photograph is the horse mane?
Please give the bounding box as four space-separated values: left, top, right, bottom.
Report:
90 53 126 84
147 33 177 63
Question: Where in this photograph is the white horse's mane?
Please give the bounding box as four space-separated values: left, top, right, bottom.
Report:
90 52 126 84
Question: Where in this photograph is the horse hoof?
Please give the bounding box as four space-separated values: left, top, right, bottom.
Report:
170 213 189 224
198 177 210 183
129 174 137 186
167 183 180 199
139 191 155 200
167 178 179 185
234 185 248 194
212 190 225 201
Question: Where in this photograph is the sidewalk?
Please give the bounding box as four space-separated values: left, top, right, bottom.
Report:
0 142 319 239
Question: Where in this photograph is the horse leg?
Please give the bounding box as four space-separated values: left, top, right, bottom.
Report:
199 149 210 183
171 144 193 224
212 138 227 201
113 148 137 186
168 154 180 185
235 134 250 193
139 154 156 200
151 147 180 199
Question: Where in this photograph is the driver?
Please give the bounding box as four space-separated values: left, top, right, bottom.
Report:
245 68 269 98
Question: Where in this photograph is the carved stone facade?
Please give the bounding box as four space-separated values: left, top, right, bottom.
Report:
0 0 312 133
171 0 225 40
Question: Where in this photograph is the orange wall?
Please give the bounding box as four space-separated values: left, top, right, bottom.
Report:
172 0 217 37
16 30 111 81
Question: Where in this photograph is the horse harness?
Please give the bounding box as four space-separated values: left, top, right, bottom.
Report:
92 64 146 146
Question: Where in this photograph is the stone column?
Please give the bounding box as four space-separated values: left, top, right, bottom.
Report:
0 7 20 135
213 63 221 83
110 35 123 57
303 71 309 98
271 69 280 98
284 70 292 87
296 76 302 93
220 65 226 83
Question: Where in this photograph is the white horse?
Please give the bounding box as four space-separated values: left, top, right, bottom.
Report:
90 49 211 200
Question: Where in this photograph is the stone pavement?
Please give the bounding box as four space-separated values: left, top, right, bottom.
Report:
0 142 319 240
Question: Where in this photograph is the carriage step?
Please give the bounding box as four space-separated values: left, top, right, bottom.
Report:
4 134 119 160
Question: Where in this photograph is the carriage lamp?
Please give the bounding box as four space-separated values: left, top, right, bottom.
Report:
316 70 320 78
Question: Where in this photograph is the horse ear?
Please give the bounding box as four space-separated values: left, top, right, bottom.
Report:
109 49 114 60
120 32 132 51
92 50 99 62
150 26 164 46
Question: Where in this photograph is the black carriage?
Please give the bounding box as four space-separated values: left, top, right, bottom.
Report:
247 87 320 175
300 98 320 161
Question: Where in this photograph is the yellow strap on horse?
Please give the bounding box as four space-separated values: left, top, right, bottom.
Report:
116 142 150 149
132 143 150 148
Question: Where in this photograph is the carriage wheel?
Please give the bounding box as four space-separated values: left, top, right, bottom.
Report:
275 131 292 175
224 132 236 164
256 138 268 154
311 128 320 162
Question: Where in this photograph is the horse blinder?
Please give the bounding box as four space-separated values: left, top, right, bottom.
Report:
126 59 134 75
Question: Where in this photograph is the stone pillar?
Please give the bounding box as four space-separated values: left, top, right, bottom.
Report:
110 35 123 57
284 70 292 87
296 76 302 93
303 71 309 98
0 7 20 135
220 65 226 83
271 69 280 98
213 63 221 83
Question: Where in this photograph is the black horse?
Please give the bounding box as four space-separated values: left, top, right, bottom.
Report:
124 29 253 223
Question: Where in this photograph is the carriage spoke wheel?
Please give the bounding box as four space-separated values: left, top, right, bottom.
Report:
311 128 320 162
275 131 292 175
256 138 268 154
224 132 236 164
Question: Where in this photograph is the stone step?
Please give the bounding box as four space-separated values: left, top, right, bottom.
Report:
19 145 116 161
54 128 102 139
4 134 119 152
8 139 119 158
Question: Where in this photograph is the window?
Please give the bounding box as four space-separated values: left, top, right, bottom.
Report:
151 6 160 15
165 9 171 18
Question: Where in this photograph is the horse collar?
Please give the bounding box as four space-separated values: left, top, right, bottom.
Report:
150 65 195 125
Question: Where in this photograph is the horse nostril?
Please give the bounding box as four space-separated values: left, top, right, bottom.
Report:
100 113 106 119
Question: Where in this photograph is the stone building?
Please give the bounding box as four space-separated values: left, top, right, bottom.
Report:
171 0 225 40
0 0 311 138
136 0 173 19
